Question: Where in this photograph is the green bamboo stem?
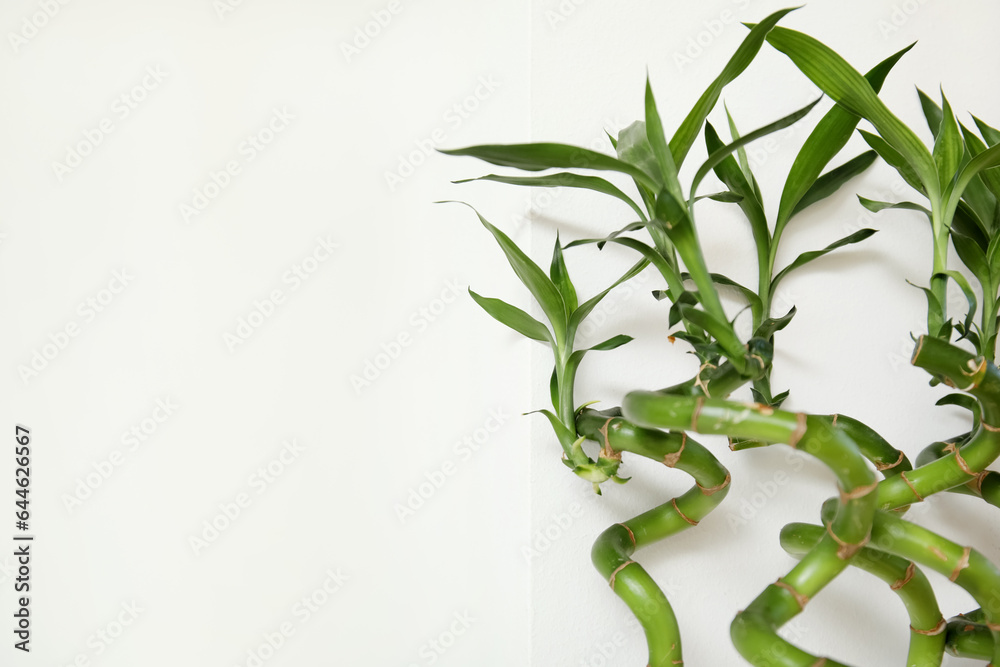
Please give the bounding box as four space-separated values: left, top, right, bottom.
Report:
945 611 994 661
781 522 945 667
578 407 732 667
621 392 877 666
914 436 1000 508
818 413 912 480
859 509 1000 666
875 336 1000 509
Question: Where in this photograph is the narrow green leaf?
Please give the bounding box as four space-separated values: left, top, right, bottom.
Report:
755 306 797 340
725 104 763 202
916 88 943 139
468 289 553 343
587 334 633 352
677 304 746 364
952 231 991 289
857 196 931 216
682 271 763 325
762 25 937 193
692 98 821 201
953 143 1000 205
550 233 579 312
667 291 700 326
935 393 978 412
907 280 944 336
526 408 576 453
960 124 1000 202
569 259 650 342
550 368 559 411
443 202 568 342
933 90 964 189
776 41 915 234
704 121 770 256
791 151 878 218
454 172 648 221
563 221 649 251
973 115 1000 147
987 213 1000 275
858 130 925 193
699 191 744 203
438 143 660 191
645 76 683 203
936 269 978 335
954 201 990 243
670 7 799 166
616 121 664 195
772 228 877 290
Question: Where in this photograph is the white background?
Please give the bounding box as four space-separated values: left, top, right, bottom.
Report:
0 1 998 666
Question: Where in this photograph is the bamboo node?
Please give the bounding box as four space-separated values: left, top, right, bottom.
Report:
788 413 807 449
839 480 879 502
691 397 705 432
985 621 1000 632
890 562 915 590
830 413 839 426
663 432 687 468
900 471 924 502
874 450 905 471
617 523 636 548
981 420 1000 432
810 660 827 667
949 546 972 582
698 472 732 496
910 617 946 636
672 498 698 526
773 579 809 610
694 362 716 397
826 519 869 560
973 471 989 495
608 560 635 589
943 441 974 476
598 418 621 461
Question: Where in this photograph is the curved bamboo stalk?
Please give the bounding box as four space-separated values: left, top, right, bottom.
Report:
621 392 877 666
781 522 945 667
577 407 732 667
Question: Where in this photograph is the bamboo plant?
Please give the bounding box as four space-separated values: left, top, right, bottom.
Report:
441 7 1000 666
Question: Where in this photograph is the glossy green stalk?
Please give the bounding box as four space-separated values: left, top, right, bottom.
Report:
622 393 877 666
781 523 945 667
876 336 1000 509
578 408 732 667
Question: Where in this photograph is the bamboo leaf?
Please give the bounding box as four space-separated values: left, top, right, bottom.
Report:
670 7 799 166
772 228 877 290
563 221 649 251
704 121 770 255
973 115 1000 147
550 233 579 312
858 130 925 193
444 202 568 341
988 215 1000 275
776 42 914 234
791 151 878 218
907 280 944 336
935 393 979 412
587 334 634 352
454 172 648 221
469 289 553 343
438 143 660 191
573 236 683 299
960 124 1000 203
645 76 684 203
936 269 978 335
526 408 576 452
953 143 1000 205
917 88 943 139
569 259 650 341
550 368 559 411
761 25 937 193
755 306 797 340
858 196 931 216
952 231 991 289
682 271 763 324
677 304 746 364
932 90 964 189
725 104 763 202
691 98 821 201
